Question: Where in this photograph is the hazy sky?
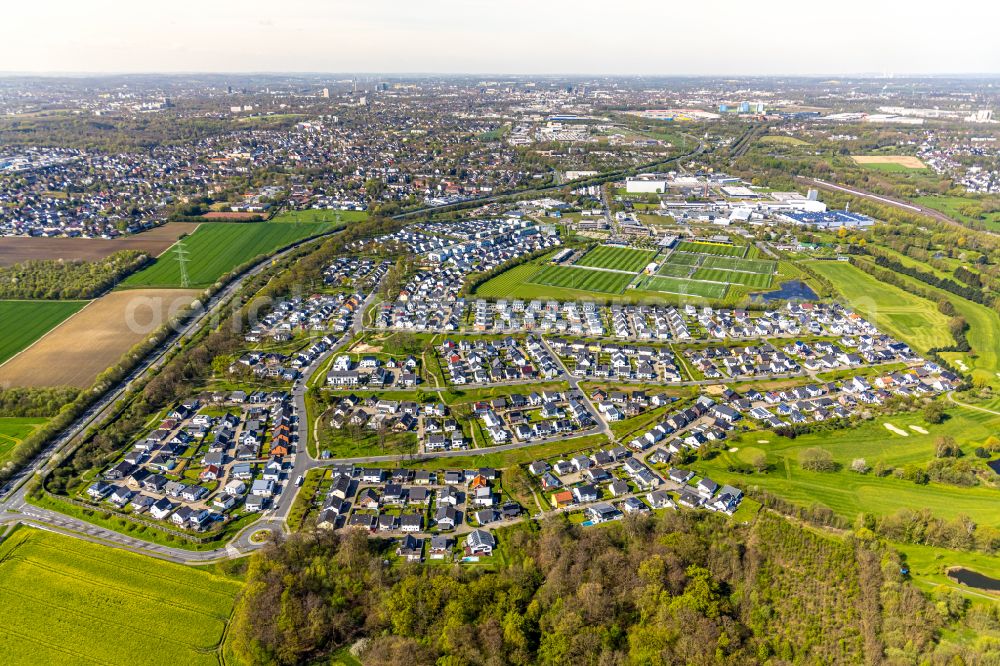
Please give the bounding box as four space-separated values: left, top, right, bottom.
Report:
2 0 997 76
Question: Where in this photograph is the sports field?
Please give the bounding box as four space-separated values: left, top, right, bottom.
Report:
0 417 46 465
692 267 773 289
0 300 87 364
700 255 775 274
661 251 702 266
528 265 634 294
675 240 746 257
120 221 333 289
655 263 696 278
693 408 1000 529
0 527 241 666
637 275 728 299
807 260 953 353
574 245 656 272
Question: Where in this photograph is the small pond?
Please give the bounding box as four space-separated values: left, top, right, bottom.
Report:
753 280 819 302
948 567 1000 592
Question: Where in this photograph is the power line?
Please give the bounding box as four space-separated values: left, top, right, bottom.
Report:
174 240 190 288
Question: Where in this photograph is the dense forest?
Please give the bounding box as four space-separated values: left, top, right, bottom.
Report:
229 512 999 665
0 250 149 299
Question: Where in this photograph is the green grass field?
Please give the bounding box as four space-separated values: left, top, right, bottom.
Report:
528 265 634 294
120 222 334 288
758 135 810 146
692 267 773 289
0 300 87 364
662 251 703 266
0 527 241 666
0 416 46 465
637 275 728 298
655 263 696 278
913 195 1000 232
807 260 953 353
270 209 368 224
887 268 1000 390
700 255 775 274
694 408 1000 529
675 240 746 257
574 245 655 272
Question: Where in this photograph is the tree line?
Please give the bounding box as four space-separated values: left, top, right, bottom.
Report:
0 250 150 299
228 510 996 665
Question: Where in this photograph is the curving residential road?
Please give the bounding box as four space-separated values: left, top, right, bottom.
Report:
0 228 348 561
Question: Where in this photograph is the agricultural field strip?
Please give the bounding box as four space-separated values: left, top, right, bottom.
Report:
11 554 230 618
0 594 219 666
0 532 237 665
0 627 107 665
25 539 233 599
121 222 332 288
0 300 88 365
0 573 219 649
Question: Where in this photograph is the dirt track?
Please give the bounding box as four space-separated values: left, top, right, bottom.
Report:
0 222 198 267
0 288 199 388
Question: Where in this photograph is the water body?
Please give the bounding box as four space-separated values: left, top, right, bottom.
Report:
948 567 1000 592
753 280 819 302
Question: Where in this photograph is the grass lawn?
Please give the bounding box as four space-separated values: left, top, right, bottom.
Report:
913 195 1000 232
574 245 656 272
271 209 368 224
0 300 87 364
0 416 47 466
120 221 334 289
896 541 1000 597
807 260 953 354
841 257 1000 389
0 527 241 666
758 135 810 146
694 408 1000 529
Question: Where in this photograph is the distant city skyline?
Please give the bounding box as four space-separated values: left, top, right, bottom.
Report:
1 1 998 76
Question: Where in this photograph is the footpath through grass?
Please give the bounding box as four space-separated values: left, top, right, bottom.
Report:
120 221 334 289
0 299 87 363
0 527 242 666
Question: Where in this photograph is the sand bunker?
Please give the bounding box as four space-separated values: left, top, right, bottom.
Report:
884 423 909 436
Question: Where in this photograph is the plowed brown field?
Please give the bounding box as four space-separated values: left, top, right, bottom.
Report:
0 222 198 267
0 288 199 388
